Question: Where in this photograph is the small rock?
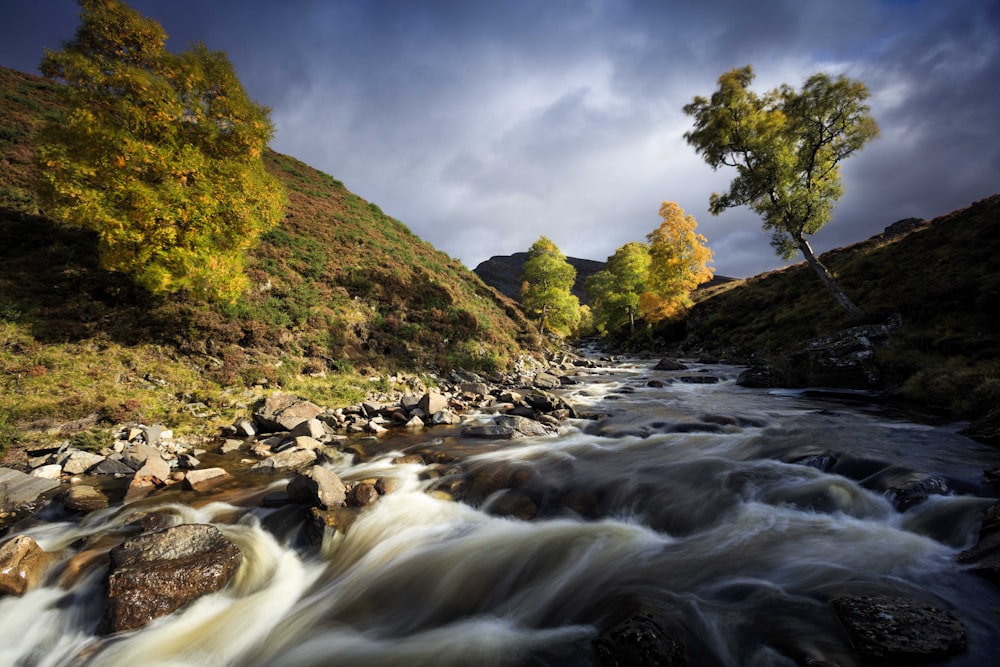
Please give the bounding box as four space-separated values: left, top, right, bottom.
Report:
219 439 244 454
290 418 326 440
347 482 379 507
418 392 448 416
185 468 234 492
532 372 561 390
404 415 425 428
62 484 109 512
30 464 63 480
233 419 256 437
89 456 137 476
653 358 688 371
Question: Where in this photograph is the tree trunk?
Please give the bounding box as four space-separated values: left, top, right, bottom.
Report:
795 235 859 319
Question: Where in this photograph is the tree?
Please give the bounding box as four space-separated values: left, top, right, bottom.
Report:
586 241 651 334
37 0 286 302
639 202 714 323
683 65 879 318
521 236 580 337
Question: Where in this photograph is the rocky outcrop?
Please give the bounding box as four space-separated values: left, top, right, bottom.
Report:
831 595 966 662
738 315 903 390
99 524 243 634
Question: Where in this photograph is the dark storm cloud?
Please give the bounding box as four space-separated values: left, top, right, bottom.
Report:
2 0 997 277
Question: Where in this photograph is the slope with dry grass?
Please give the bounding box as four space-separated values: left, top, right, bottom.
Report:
0 65 537 452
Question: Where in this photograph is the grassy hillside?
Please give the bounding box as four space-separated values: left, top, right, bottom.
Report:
663 194 1000 420
0 65 536 450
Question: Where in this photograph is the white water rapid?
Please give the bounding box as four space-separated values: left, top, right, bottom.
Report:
2 357 999 666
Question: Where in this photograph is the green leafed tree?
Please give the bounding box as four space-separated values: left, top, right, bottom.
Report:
586 241 651 335
683 65 879 318
521 236 580 338
36 0 286 302
640 201 714 323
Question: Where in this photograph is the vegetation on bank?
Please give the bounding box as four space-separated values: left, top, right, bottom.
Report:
654 194 1000 422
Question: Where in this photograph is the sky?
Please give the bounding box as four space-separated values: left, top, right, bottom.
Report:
2 0 998 278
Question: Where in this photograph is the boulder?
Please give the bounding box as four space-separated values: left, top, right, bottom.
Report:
233 419 256 438
737 365 794 389
290 418 327 440
255 393 323 433
99 524 242 634
430 409 461 426
831 595 965 661
958 500 1000 582
788 315 903 389
460 382 491 397
62 484 109 512
250 447 317 472
60 450 106 475
418 392 448 416
287 466 347 509
0 467 61 531
89 456 137 476
0 535 49 596
347 482 379 507
404 415 425 428
592 614 685 666
653 358 688 371
184 468 234 492
532 372 561 390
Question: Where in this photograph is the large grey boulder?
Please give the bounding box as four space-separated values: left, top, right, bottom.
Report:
255 393 324 433
0 467 61 531
99 524 242 634
418 391 448 417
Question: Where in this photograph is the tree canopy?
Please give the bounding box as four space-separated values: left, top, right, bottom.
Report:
586 241 650 334
640 202 714 323
520 236 580 338
37 0 286 302
683 65 878 317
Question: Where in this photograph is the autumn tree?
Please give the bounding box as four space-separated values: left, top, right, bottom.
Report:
521 236 580 337
586 241 651 334
37 0 286 302
639 202 714 323
683 65 879 318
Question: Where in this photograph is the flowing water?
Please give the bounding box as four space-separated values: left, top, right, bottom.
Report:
3 357 1000 666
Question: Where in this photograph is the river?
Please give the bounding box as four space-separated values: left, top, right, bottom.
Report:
2 357 999 666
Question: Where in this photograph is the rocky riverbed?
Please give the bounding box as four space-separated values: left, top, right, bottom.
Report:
2 351 999 665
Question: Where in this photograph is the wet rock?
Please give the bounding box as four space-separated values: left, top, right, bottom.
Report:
255 393 323 433
0 467 61 531
884 475 952 511
184 468 234 492
430 409 461 425
287 465 347 509
961 405 1000 446
737 365 793 389
233 419 256 438
308 506 358 537
497 415 549 437
347 482 379 507
0 535 49 596
788 315 903 389
391 454 425 465
653 358 688 372
958 500 1000 582
62 484 109 512
647 380 665 388
676 375 721 385
830 595 965 662
592 613 685 666
250 447 317 472
99 524 243 634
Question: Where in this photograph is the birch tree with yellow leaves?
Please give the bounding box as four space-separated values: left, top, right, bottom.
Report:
639 201 714 323
37 0 285 302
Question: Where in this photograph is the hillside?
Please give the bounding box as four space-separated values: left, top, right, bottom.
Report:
660 194 1000 426
474 252 605 304
0 65 537 446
